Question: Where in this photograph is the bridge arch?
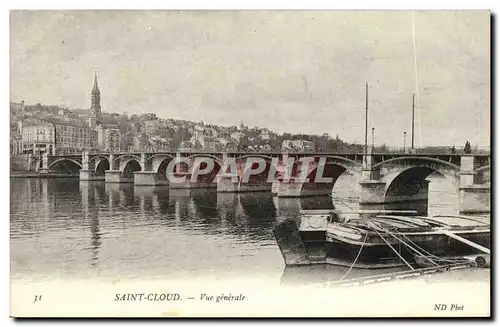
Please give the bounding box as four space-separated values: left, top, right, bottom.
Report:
185 154 224 167
155 156 177 182
295 156 363 197
147 153 175 169
373 156 461 171
377 156 460 188
192 159 222 184
116 155 142 171
474 165 491 184
114 154 142 166
89 154 109 163
48 158 83 173
376 157 460 215
179 154 222 184
121 159 142 180
234 155 276 190
95 158 110 176
313 155 363 170
148 154 176 180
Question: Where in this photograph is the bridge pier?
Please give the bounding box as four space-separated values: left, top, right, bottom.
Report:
216 176 238 193
217 176 272 193
168 173 217 189
80 169 104 181
458 156 490 214
273 180 302 197
459 185 490 214
104 170 128 183
26 154 33 171
358 167 386 204
271 180 280 194
239 182 272 192
134 171 168 186
359 180 386 204
79 151 102 181
38 152 50 174
169 180 217 189
273 179 332 198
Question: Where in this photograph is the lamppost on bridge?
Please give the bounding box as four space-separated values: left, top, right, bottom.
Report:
403 132 407 153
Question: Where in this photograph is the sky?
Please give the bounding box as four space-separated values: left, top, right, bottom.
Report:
10 10 490 147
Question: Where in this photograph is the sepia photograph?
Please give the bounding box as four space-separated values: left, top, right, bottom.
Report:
8 8 491 318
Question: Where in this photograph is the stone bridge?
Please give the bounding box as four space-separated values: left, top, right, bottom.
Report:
32 150 490 214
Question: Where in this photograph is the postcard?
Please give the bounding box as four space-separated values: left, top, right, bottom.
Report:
9 10 491 318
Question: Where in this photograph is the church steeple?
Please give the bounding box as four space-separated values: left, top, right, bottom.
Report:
89 71 102 128
92 71 100 95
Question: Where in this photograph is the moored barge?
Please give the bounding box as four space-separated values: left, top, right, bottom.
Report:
272 210 490 269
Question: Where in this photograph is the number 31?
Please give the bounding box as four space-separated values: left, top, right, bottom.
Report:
33 295 42 303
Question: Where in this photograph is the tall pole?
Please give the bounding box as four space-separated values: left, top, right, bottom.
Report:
411 93 415 150
371 127 375 152
364 82 368 166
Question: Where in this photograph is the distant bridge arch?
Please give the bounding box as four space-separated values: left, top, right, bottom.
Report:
48 158 83 170
185 153 224 166
48 158 83 174
121 159 142 179
113 154 141 164
95 157 110 175
147 154 176 174
89 154 109 163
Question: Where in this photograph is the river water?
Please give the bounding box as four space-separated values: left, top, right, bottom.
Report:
10 173 485 285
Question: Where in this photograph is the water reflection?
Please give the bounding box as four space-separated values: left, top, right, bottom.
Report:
191 189 219 220
300 196 335 210
80 182 102 267
10 175 463 282
239 193 277 238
